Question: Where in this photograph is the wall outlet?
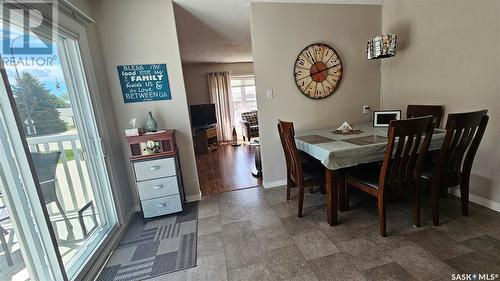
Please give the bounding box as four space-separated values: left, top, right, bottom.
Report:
362 105 371 114
266 89 273 99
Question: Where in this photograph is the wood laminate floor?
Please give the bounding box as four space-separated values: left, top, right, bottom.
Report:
195 144 262 195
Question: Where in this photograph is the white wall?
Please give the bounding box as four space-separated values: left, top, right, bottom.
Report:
89 0 200 207
182 62 254 105
381 0 500 206
251 3 381 186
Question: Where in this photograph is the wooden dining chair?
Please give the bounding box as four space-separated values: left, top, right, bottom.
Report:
407 105 444 128
277 120 324 217
343 116 434 236
421 110 489 226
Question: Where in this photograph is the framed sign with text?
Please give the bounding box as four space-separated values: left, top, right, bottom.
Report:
117 63 172 103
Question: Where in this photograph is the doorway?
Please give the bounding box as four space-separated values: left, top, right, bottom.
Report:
174 1 261 195
198 72 260 195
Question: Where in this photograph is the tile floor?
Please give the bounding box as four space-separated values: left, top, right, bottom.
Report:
150 186 500 281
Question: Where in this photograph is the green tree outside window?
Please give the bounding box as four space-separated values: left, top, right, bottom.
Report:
13 72 68 135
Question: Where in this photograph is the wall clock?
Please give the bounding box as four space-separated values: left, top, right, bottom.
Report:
294 43 343 99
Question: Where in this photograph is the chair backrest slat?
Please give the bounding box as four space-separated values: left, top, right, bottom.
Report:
278 123 292 177
434 110 488 186
450 127 474 177
407 105 444 128
278 120 303 184
406 132 423 178
380 116 434 190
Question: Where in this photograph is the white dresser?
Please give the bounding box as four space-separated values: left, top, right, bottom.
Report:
132 153 185 219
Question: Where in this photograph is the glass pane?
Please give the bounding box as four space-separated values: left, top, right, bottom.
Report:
244 86 257 111
1 20 115 279
241 79 255 86
0 188 31 281
231 87 243 125
231 79 242 87
0 85 58 281
230 76 257 138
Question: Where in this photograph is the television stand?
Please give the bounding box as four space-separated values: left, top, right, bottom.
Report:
194 126 218 154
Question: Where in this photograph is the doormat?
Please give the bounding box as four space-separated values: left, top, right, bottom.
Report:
97 203 197 281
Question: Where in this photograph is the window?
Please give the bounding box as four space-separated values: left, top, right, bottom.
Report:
230 75 257 128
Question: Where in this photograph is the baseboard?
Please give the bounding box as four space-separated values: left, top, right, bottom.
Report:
263 179 287 189
449 188 500 213
186 192 202 202
124 208 137 226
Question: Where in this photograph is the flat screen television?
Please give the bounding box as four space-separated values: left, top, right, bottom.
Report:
190 103 217 128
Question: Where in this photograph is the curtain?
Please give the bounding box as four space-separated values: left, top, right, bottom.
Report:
207 71 233 142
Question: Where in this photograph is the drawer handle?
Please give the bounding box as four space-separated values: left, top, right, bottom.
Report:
149 165 161 170
152 184 164 190
158 203 168 207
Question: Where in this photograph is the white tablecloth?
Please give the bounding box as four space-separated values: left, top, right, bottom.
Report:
295 123 446 170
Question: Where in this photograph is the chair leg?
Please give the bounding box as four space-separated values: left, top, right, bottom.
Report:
431 180 440 226
460 178 470 217
378 194 387 237
308 187 314 194
286 174 292 201
54 199 73 231
298 184 304 218
0 228 13 266
413 184 421 228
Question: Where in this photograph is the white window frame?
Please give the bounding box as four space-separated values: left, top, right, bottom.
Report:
230 74 257 126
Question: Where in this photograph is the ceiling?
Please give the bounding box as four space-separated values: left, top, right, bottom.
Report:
173 0 383 64
173 0 253 63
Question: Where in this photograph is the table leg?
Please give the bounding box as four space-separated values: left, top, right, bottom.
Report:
326 168 338 226
337 173 348 212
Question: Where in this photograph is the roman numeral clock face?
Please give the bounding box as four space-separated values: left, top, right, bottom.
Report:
294 43 343 99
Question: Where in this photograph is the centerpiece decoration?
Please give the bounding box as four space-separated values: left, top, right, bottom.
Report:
332 122 362 135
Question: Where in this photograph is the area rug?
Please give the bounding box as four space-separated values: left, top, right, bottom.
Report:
97 203 198 281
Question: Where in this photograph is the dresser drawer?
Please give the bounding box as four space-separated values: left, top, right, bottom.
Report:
134 157 176 182
137 176 179 200
141 195 182 218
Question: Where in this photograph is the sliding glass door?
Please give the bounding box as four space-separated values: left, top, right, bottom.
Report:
0 7 118 281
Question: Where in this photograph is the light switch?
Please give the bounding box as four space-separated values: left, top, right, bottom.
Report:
362 105 371 115
266 89 273 99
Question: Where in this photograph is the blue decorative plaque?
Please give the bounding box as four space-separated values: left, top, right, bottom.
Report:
117 64 171 103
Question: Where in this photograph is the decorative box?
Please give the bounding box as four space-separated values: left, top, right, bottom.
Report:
126 129 176 160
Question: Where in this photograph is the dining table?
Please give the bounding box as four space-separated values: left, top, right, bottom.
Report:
294 122 447 226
